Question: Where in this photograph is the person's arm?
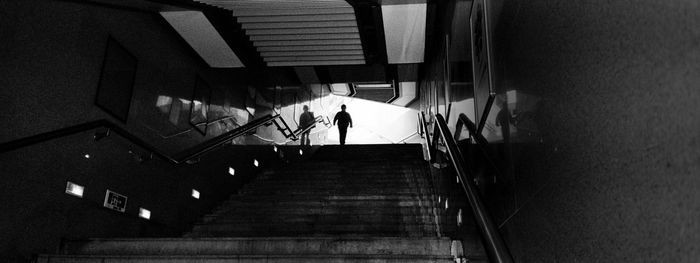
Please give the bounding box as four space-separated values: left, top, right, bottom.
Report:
348 113 353 128
333 113 338 126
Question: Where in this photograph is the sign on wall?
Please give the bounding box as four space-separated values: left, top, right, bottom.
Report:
103 190 128 212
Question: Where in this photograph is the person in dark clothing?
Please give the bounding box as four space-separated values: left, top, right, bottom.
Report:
298 105 315 145
333 104 353 145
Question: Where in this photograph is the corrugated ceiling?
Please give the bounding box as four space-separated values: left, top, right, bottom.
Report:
194 0 366 67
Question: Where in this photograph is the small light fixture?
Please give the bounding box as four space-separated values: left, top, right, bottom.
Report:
457 209 463 226
273 146 278 152
456 176 460 183
191 189 200 199
228 167 235 176
84 154 90 159
299 149 303 155
445 198 449 209
253 159 259 167
139 208 151 220
65 181 84 198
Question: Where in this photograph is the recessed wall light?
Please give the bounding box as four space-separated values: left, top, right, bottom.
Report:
273 146 278 152
139 208 151 220
84 154 90 159
253 159 259 167
65 181 84 198
299 149 303 155
228 167 235 176
191 189 200 199
457 209 463 226
445 198 449 209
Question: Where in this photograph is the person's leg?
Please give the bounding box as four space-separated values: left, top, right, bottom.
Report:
339 127 347 145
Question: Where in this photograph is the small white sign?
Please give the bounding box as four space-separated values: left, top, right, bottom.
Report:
103 190 127 212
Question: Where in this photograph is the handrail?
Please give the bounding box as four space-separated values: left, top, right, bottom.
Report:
454 113 489 145
429 113 514 263
0 114 282 164
418 112 432 160
144 115 240 139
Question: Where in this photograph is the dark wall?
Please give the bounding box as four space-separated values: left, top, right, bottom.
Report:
0 0 253 154
0 127 293 261
493 0 700 262
420 0 700 262
0 0 302 261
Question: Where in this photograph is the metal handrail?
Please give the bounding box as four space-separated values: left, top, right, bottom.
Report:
429 113 514 263
0 114 283 164
454 113 489 145
418 112 432 160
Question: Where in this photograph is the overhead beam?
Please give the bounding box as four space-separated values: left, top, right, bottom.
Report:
246 27 359 35
257 45 363 52
241 20 357 29
268 60 365 67
264 55 366 62
238 14 356 23
250 33 361 41
160 11 244 68
253 39 362 47
231 7 355 16
261 50 365 57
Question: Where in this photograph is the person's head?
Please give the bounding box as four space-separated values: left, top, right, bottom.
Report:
341 104 346 111
303 105 309 112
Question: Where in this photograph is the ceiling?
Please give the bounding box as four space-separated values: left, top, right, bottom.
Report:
193 0 366 67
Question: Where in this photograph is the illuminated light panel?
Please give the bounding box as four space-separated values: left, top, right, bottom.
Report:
253 159 259 167
65 181 84 198
84 154 90 159
457 209 463 226
139 208 151 220
355 83 392 89
191 189 200 199
273 146 278 152
382 3 426 63
299 149 303 155
445 198 449 209
228 167 235 176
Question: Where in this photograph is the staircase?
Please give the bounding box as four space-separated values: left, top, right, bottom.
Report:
37 144 480 262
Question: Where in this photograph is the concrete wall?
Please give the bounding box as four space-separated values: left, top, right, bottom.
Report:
0 131 291 262
0 1 297 261
0 0 252 154
420 0 700 261
493 0 700 262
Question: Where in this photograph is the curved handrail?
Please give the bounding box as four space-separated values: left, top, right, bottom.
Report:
430 113 514 263
0 114 282 164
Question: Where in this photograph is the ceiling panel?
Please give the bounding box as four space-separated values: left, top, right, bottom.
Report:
195 0 366 67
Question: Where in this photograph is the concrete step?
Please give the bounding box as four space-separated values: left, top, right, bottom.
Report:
202 207 438 221
204 215 437 225
230 194 433 202
60 237 452 256
237 189 432 196
219 198 436 206
189 223 439 236
37 254 453 263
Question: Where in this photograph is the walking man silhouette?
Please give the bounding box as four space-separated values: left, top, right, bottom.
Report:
333 104 353 145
